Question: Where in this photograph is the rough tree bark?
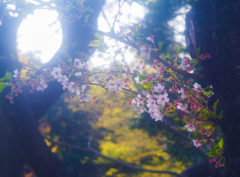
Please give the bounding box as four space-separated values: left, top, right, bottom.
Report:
185 1 240 177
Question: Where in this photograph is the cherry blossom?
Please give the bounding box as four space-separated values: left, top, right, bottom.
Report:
180 87 185 99
133 60 145 72
76 85 86 96
13 69 19 79
90 75 99 83
193 139 201 148
146 35 155 44
132 94 144 108
154 84 164 93
74 58 87 69
36 78 48 92
185 122 196 132
147 97 156 109
106 81 116 91
51 67 62 79
157 93 169 106
180 56 190 71
68 82 76 93
106 80 124 92
139 45 151 58
57 75 69 84
193 83 202 92
75 72 82 76
176 103 188 113
115 79 124 91
79 94 91 102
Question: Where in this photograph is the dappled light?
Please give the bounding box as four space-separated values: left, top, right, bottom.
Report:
17 8 62 64
1 0 238 177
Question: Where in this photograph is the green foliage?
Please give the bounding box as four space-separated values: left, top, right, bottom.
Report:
5 71 12 80
0 82 9 93
88 40 102 47
94 33 104 41
197 47 201 58
206 139 223 157
213 99 219 113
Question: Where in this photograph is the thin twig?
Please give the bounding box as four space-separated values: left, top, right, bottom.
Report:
86 25 205 79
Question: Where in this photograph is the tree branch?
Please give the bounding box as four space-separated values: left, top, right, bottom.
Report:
47 138 185 177
88 25 205 79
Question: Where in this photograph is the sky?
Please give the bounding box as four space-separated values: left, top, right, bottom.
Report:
17 8 62 63
15 0 188 66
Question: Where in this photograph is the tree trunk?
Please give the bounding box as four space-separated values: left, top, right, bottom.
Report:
185 1 240 176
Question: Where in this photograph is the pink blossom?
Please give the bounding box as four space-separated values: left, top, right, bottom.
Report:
154 84 164 93
193 139 201 148
180 57 190 71
132 95 144 108
157 93 169 106
176 103 188 112
153 111 163 121
106 80 124 92
90 75 99 83
136 106 146 115
193 83 202 92
106 81 116 91
51 67 62 79
75 72 82 76
185 122 195 132
62 82 70 90
79 94 91 102
146 35 155 44
57 75 69 84
13 69 19 79
68 82 76 93
180 87 186 99
36 78 48 92
74 58 86 69
76 85 86 96
133 60 145 72
140 45 151 58
147 98 156 109
115 79 124 91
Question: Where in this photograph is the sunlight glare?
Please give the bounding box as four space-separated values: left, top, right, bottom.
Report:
168 5 191 47
17 8 62 63
90 0 148 68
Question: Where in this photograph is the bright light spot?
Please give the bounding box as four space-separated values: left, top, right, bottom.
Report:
90 0 148 68
168 5 191 47
17 9 62 63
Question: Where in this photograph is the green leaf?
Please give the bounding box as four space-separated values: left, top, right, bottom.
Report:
135 24 140 35
117 63 122 70
5 71 12 80
0 82 10 93
218 138 224 149
167 53 171 59
139 82 152 91
213 99 219 113
158 42 162 50
65 3 75 12
94 33 104 41
200 112 219 119
204 90 213 96
139 74 146 81
206 145 220 157
84 14 90 23
129 94 137 99
88 40 101 47
219 110 224 118
0 77 6 81
197 47 201 58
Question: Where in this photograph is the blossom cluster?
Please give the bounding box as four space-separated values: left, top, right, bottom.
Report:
1 25 222 166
